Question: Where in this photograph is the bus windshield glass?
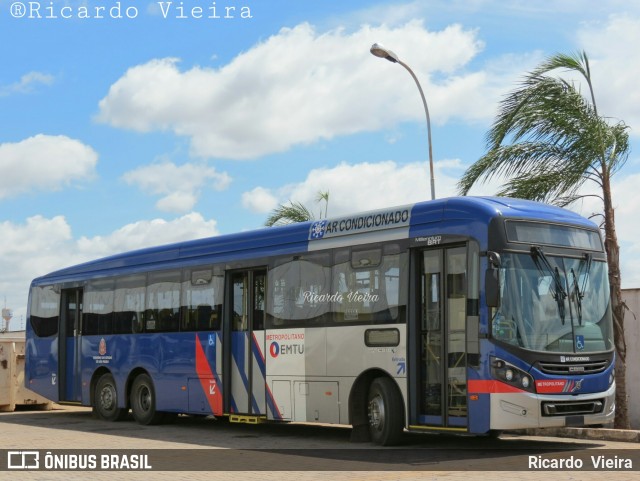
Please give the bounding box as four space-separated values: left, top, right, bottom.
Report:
492 252 613 353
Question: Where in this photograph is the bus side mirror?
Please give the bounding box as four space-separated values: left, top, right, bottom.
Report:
485 268 500 308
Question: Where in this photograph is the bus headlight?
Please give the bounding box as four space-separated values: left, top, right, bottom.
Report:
491 357 535 393
609 368 615 386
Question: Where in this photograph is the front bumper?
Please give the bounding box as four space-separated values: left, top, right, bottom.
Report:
489 383 615 430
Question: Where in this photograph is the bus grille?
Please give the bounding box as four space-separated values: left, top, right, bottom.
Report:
537 360 609 375
541 399 605 416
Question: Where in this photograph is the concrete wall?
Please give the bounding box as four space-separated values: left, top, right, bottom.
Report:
621 289 640 429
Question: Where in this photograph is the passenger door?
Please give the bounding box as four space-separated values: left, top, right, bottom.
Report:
224 269 267 415
412 246 468 429
59 288 83 402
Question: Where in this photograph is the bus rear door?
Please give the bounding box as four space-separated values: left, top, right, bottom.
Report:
224 269 267 417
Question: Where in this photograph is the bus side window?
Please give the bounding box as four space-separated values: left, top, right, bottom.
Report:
114 274 146 334
181 268 224 331
266 255 331 328
83 280 115 336
146 270 181 332
196 304 222 331
132 312 143 334
197 305 212 330
29 285 60 337
332 246 407 324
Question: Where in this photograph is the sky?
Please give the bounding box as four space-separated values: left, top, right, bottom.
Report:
2 0 640 329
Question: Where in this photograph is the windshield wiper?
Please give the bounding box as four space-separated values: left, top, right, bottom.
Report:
570 253 592 326
531 246 568 324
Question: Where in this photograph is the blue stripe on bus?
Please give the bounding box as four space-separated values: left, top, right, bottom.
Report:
231 332 261 414
231 332 249 412
250 333 282 420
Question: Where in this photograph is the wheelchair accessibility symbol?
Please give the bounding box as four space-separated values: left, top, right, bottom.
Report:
575 335 585 351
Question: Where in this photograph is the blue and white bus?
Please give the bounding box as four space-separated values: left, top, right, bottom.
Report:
25 196 615 445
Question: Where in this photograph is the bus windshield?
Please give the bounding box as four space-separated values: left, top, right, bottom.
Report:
492 252 613 353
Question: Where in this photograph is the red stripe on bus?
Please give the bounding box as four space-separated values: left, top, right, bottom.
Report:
467 380 526 394
195 333 223 415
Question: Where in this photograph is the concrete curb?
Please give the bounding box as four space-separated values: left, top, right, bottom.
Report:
516 427 640 443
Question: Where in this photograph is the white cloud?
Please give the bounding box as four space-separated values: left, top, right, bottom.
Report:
242 186 279 213
0 215 71 330
76 212 220 257
97 20 530 160
242 159 466 219
2 213 220 324
156 191 198 213
122 161 231 213
0 71 54 96
576 14 640 134
0 134 97 199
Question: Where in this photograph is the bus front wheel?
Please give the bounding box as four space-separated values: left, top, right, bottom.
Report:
130 373 164 425
367 377 403 446
94 373 128 421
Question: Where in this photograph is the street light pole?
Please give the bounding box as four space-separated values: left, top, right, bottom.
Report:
370 43 436 200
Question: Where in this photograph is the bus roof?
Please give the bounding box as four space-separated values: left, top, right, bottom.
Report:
32 196 597 285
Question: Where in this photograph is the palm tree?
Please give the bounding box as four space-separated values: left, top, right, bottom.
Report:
264 201 314 227
265 190 330 227
316 190 330 219
457 51 631 429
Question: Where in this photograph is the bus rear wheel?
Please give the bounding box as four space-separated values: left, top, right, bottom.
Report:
94 373 128 421
130 373 164 425
367 377 403 446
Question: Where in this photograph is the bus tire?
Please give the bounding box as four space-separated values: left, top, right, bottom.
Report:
130 373 164 425
367 377 403 446
94 373 128 422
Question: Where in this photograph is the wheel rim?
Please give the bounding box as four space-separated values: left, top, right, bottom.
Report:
100 383 116 413
368 394 385 433
138 385 151 413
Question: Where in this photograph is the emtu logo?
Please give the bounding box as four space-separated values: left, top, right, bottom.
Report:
269 341 304 357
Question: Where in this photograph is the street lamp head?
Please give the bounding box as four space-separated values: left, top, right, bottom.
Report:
368 42 436 200
370 43 399 63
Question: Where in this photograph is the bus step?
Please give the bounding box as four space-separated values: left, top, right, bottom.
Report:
229 415 265 424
